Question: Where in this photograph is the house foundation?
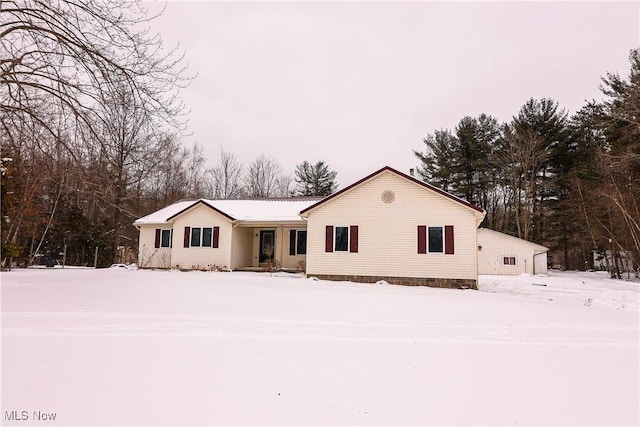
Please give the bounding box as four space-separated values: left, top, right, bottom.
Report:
310 274 477 290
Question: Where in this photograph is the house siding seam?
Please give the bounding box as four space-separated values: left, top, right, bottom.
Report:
311 274 477 290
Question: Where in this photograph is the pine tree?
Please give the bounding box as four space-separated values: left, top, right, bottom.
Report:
450 114 499 207
414 129 457 192
501 98 569 244
293 161 338 196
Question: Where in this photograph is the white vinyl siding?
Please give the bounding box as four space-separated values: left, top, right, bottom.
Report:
477 228 548 275
280 227 307 269
305 171 480 281
137 225 172 268
231 227 254 270
171 204 232 270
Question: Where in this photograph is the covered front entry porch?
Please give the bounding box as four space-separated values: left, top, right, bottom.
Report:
230 222 307 272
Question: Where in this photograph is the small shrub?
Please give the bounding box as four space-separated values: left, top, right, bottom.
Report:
260 259 281 273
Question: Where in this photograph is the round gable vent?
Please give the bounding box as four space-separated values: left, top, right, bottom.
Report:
381 190 395 203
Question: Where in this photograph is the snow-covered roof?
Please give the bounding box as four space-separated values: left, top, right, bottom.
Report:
133 198 324 226
133 200 197 225
478 228 549 252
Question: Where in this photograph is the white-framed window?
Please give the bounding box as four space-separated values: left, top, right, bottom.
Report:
161 229 172 248
503 256 517 266
190 227 202 247
185 226 219 248
191 227 213 247
296 230 307 255
335 226 349 252
428 226 443 253
418 225 454 255
289 230 307 255
325 225 358 253
155 228 172 249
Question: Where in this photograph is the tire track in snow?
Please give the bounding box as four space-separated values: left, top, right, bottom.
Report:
2 312 637 347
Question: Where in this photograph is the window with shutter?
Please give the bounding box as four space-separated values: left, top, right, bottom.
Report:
213 227 220 248
154 229 161 248
183 227 190 248
444 225 454 254
417 225 427 254
335 227 349 251
289 230 296 256
191 228 201 247
349 225 358 253
296 230 307 255
202 227 213 247
161 229 171 248
289 230 307 255
428 227 443 253
325 226 334 252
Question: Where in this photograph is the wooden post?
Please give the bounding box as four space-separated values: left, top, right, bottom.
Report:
62 244 67 269
94 246 99 268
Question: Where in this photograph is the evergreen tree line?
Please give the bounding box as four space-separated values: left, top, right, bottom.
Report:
414 49 640 275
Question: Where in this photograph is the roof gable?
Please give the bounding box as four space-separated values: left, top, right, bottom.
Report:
300 166 484 215
166 200 235 222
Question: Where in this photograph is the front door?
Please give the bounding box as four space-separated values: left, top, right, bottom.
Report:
259 230 276 263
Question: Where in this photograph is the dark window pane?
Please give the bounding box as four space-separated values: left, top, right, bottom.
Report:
335 227 348 251
428 227 443 253
161 229 171 247
297 231 307 255
191 227 201 247
202 227 213 247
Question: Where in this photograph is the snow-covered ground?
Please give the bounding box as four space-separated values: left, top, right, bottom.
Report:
1 269 638 426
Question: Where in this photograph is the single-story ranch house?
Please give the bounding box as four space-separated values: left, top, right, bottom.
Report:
134 166 543 289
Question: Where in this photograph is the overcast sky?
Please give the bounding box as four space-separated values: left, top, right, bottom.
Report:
147 1 639 189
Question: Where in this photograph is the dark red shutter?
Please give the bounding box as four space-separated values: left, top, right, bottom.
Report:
183 226 190 248
212 226 220 248
154 229 161 248
325 226 334 252
349 225 358 253
445 225 454 254
289 230 296 255
417 225 427 254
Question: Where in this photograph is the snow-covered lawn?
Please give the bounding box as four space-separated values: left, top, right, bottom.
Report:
1 269 638 426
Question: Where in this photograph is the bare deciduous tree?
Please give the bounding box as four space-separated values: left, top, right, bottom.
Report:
1 0 191 149
244 154 289 198
209 148 244 199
